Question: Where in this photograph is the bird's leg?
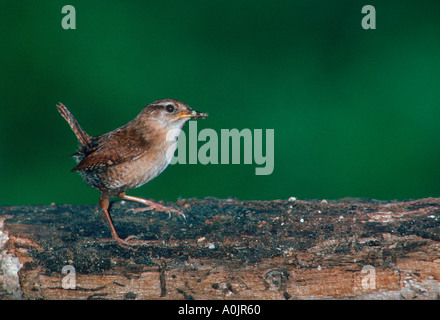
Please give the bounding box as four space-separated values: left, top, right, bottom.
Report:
99 194 136 247
118 192 185 219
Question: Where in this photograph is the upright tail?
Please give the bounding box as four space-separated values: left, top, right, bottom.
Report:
56 102 91 148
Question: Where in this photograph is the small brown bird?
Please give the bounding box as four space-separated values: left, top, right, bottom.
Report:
57 99 207 246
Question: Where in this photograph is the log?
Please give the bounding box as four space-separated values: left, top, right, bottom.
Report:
0 197 439 300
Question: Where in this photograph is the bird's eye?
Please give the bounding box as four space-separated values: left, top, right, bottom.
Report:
166 104 175 113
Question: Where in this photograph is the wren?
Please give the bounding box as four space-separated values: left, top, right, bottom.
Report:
57 99 207 246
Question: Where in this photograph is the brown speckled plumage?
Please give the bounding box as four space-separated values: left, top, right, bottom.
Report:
57 99 207 246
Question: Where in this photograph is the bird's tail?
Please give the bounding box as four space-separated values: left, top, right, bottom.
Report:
56 102 91 148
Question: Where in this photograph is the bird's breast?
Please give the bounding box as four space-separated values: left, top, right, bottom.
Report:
104 140 177 191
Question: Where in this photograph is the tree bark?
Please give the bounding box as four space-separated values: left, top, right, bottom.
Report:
1 197 439 300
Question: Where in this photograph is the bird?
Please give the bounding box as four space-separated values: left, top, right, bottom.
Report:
56 99 207 246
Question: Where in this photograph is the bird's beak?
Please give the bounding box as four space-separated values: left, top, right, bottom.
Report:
178 109 208 119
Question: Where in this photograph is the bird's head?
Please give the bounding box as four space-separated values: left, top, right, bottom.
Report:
138 99 207 131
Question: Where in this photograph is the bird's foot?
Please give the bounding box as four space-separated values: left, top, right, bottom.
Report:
111 234 145 248
119 193 185 219
129 203 185 219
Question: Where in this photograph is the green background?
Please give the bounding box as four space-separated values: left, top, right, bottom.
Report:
1 1 439 205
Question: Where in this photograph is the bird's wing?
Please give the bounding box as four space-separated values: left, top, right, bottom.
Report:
72 127 150 172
